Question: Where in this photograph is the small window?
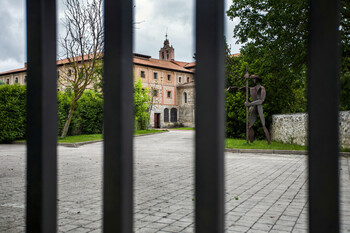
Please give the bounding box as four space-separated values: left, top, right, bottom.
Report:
164 108 169 122
153 89 158 97
6 79 9 84
179 77 182 83
15 77 18 83
187 77 190 82
167 91 171 98
68 69 72 77
162 52 164 60
167 53 169 60
57 71 60 78
24 76 27 83
171 108 177 122
140 71 145 78
154 72 158 79
167 75 171 81
183 92 188 103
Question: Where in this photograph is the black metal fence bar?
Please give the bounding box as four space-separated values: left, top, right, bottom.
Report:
103 0 134 232
26 0 58 232
195 0 225 232
308 0 340 232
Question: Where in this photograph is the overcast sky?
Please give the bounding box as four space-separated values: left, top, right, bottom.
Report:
0 0 241 73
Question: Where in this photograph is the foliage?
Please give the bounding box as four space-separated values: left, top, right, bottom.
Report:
58 89 103 135
0 80 5 85
58 0 104 138
0 85 26 143
76 90 103 134
225 44 306 139
134 79 151 130
225 138 307 151
226 0 350 110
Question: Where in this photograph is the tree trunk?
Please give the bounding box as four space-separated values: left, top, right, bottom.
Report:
61 98 78 138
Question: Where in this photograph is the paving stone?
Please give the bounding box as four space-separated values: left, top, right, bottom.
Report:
0 131 349 232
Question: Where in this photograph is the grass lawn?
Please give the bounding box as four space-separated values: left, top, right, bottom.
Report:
59 129 166 143
134 129 167 135
171 127 195 130
225 138 307 151
16 129 167 144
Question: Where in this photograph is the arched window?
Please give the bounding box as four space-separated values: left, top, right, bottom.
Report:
171 108 177 122
15 77 18 83
183 92 188 103
164 108 169 122
179 77 182 83
187 77 190 82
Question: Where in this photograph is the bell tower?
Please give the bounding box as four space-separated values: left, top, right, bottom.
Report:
159 33 174 61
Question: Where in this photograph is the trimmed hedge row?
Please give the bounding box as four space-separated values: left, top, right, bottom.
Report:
0 85 27 143
0 85 103 143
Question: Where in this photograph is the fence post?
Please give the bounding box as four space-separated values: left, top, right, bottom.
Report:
195 0 225 232
308 0 340 232
26 0 58 232
103 0 134 232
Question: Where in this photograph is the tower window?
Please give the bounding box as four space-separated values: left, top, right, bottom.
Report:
187 77 190 82
6 79 9 84
183 92 188 103
15 77 18 83
154 72 158 79
167 91 171 98
167 75 171 81
179 77 182 83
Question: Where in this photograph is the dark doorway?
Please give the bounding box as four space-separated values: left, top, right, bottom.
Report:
154 113 160 128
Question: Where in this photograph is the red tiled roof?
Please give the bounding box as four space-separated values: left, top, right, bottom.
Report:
0 67 27 76
0 54 196 76
134 57 194 73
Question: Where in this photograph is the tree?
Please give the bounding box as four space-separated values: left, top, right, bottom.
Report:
227 0 350 111
134 79 151 130
58 0 103 138
0 80 4 86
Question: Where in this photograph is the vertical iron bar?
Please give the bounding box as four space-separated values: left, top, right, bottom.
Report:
195 0 225 232
26 0 57 232
308 0 340 232
103 0 133 232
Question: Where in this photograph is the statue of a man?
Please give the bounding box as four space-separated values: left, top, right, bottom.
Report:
245 75 271 144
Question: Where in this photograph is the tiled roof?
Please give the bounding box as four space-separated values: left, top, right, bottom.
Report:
134 57 194 73
0 54 196 76
0 67 27 76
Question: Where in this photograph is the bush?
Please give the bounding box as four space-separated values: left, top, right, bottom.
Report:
0 85 26 143
58 89 103 136
76 90 103 134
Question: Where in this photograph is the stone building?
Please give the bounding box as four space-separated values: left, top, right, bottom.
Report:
0 37 196 128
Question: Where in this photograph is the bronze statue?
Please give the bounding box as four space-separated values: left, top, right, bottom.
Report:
245 74 271 144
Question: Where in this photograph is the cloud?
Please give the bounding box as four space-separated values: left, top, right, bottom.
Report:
0 0 241 72
0 0 26 72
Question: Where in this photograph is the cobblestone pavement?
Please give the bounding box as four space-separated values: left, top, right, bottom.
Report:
0 130 349 232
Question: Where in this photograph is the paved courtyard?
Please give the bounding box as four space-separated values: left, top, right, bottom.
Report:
0 130 349 232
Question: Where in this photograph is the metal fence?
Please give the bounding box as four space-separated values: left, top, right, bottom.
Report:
25 0 340 232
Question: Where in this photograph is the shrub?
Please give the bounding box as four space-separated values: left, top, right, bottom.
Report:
0 85 26 143
76 90 103 134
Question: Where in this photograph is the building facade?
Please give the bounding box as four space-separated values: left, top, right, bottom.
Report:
0 38 196 128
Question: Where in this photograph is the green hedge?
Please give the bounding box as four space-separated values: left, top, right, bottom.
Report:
0 85 27 143
57 89 103 136
0 86 103 143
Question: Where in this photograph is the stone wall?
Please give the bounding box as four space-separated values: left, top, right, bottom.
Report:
271 111 350 148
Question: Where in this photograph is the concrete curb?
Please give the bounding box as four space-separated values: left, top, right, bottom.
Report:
13 130 168 148
225 148 350 157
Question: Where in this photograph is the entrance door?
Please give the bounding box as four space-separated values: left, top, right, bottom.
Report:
154 113 160 128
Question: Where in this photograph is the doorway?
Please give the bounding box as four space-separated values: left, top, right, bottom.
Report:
154 113 160 128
